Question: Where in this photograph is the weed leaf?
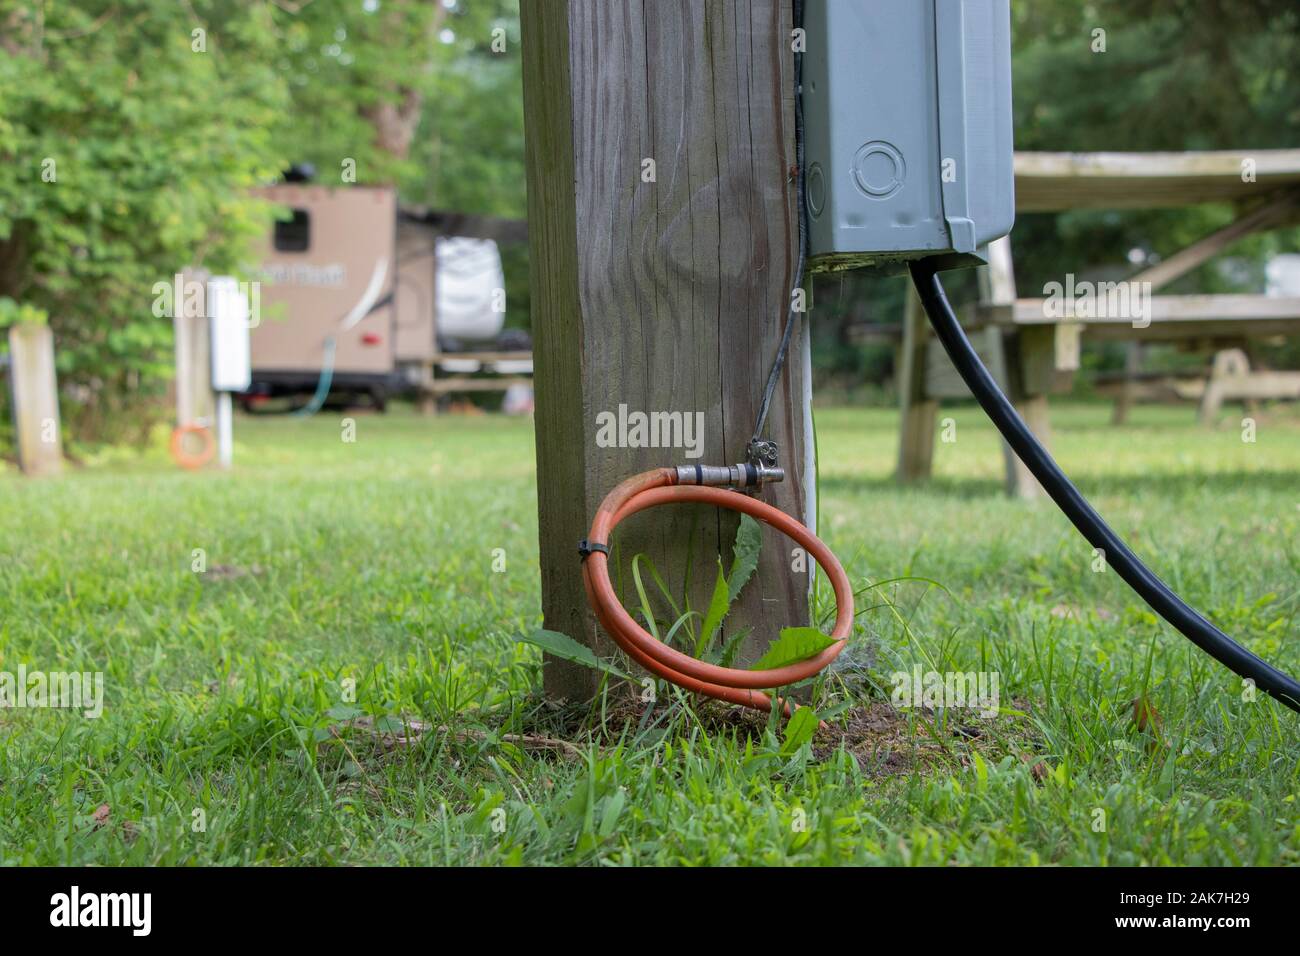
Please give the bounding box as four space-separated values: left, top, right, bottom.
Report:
518 629 630 679
780 706 819 754
710 626 752 667
727 514 762 600
750 626 835 672
694 515 764 657
695 560 731 657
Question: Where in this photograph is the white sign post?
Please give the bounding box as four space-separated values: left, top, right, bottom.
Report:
208 277 252 470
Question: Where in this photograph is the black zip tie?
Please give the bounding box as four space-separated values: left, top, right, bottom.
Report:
578 538 610 560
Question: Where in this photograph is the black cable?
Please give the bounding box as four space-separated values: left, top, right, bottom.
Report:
751 0 809 446
909 257 1300 713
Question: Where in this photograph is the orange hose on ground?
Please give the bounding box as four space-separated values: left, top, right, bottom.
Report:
581 468 853 716
170 423 216 471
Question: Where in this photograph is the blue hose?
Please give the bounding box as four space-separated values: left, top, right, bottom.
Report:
293 336 336 418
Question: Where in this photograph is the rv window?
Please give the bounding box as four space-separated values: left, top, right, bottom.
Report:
274 209 311 252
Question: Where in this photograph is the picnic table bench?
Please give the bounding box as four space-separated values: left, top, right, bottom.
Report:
897 150 1300 497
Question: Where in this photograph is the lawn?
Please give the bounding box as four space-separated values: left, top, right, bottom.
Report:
1 401 1298 865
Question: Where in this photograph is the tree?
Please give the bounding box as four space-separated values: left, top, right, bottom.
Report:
267 0 522 198
809 0 1300 394
0 0 288 444
1009 0 1300 297
261 0 530 330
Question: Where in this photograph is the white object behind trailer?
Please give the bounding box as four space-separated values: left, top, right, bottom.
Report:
436 237 506 342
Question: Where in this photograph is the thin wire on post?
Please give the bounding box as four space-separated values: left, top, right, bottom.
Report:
751 0 809 448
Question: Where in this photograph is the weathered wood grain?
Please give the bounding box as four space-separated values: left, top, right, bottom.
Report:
522 0 809 698
1014 150 1300 212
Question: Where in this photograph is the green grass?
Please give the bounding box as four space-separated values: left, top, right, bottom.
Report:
1 401 1298 865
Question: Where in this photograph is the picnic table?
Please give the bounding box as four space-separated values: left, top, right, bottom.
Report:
897 150 1300 497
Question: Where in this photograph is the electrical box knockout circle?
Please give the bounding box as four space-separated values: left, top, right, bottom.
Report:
851 141 905 200
807 162 826 217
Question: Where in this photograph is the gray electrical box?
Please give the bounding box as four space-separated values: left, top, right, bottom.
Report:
803 0 1015 272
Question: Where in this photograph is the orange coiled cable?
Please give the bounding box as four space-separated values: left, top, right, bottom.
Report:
581 468 853 716
170 423 216 471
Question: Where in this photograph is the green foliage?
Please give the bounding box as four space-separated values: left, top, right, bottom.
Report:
3 407 1298 863
695 514 763 657
1008 0 1300 300
749 627 836 673
696 564 731 657
409 12 525 217
1011 1 1300 153
728 514 763 600
0 297 46 327
517 629 629 680
0 0 529 448
523 511 767 685
811 1 1300 390
267 0 520 193
0 0 288 444
780 706 820 755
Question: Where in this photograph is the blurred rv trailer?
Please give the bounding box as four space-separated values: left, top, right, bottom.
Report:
244 180 519 411
246 184 399 408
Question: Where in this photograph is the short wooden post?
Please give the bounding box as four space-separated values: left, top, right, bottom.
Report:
174 310 197 426
8 323 63 476
1199 348 1251 426
1111 343 1141 425
896 286 937 483
173 307 214 427
522 0 811 699
415 361 438 416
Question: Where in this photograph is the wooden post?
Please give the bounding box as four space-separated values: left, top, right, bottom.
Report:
174 310 192 427
896 286 937 483
417 363 438 416
980 236 1050 499
174 310 198 426
191 313 214 424
522 0 810 699
173 303 214 427
1200 348 1251 426
8 323 63 476
1112 342 1141 425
